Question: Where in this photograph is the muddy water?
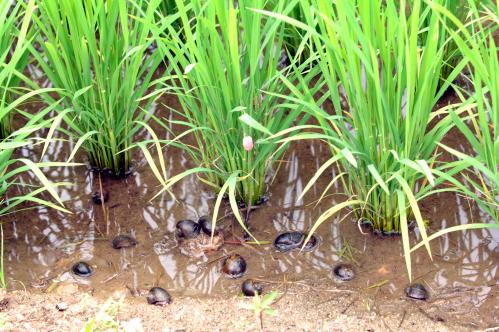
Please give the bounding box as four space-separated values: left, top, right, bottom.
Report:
2 94 498 328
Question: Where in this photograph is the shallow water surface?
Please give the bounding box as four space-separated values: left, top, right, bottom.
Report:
3 95 498 328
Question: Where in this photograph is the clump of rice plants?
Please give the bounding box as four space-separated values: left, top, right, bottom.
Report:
418 0 470 88
0 0 81 289
419 0 495 88
431 0 498 222
0 0 31 138
139 0 310 233
31 0 164 176
249 0 497 278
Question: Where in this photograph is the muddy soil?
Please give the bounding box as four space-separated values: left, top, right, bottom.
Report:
0 284 476 332
0 92 497 331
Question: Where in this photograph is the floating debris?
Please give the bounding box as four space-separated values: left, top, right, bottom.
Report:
71 262 93 277
405 283 428 301
146 287 171 306
222 254 247 278
179 233 224 258
176 219 200 239
333 263 355 282
111 235 137 249
92 190 109 204
241 279 263 296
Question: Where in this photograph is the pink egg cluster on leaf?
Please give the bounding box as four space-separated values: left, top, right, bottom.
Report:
243 136 254 151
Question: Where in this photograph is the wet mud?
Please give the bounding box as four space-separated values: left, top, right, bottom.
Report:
1 93 498 330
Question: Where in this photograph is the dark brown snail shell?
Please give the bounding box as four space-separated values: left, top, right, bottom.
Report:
146 287 172 306
405 283 428 300
302 235 319 252
273 231 305 252
333 263 355 282
111 235 137 249
176 219 200 239
72 262 93 277
241 279 263 296
198 215 217 235
222 254 247 278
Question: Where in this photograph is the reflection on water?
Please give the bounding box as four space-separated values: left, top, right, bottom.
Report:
3 103 497 321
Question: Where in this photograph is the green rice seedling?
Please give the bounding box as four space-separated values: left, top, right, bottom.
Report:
0 0 32 138
31 0 164 176
82 294 126 332
138 0 313 235
429 0 498 222
0 0 82 289
246 0 498 279
240 290 278 331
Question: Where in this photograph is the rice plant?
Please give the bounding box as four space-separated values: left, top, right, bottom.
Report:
246 0 498 278
268 1 312 65
431 0 498 221
0 0 31 138
0 0 82 289
138 0 311 234
419 0 495 88
157 0 180 31
158 0 177 16
31 0 164 176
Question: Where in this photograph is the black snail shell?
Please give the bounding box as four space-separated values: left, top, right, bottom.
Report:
302 235 319 252
333 263 355 282
146 287 172 306
176 219 200 239
198 215 216 235
92 190 109 204
273 231 305 252
405 283 428 301
222 254 247 278
241 279 263 297
72 262 93 277
111 235 137 249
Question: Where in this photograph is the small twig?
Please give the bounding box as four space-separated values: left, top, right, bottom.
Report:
412 269 437 282
101 273 119 284
473 326 499 332
45 280 60 293
125 285 141 297
225 240 271 246
365 279 389 290
418 306 438 322
232 234 265 255
341 297 357 314
197 253 230 268
381 318 395 332
398 310 407 328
